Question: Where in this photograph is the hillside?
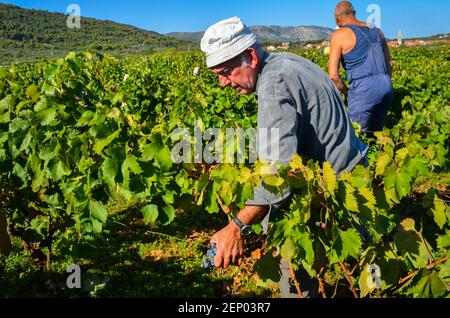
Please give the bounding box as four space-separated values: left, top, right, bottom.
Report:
0 3 192 65
167 25 335 44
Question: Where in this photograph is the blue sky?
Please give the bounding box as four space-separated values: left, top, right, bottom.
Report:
3 0 450 38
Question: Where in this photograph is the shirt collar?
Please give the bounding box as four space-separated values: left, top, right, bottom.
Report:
255 51 270 96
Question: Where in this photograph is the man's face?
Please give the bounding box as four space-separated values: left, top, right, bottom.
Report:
210 52 258 95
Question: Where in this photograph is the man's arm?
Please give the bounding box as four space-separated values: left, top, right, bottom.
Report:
328 31 348 94
211 205 269 269
380 31 394 77
211 69 300 269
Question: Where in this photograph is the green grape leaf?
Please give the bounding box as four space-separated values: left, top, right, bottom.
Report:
101 156 120 187
403 155 428 178
395 170 412 200
36 107 58 126
12 162 27 183
297 231 314 264
9 118 29 133
39 139 59 161
253 253 282 285
162 206 176 225
432 195 448 230
50 159 69 181
93 129 121 154
142 204 159 224
26 84 40 102
280 238 296 261
162 190 175 205
339 228 362 260
436 231 450 249
155 146 173 171
89 201 108 223
91 219 103 234
411 274 447 298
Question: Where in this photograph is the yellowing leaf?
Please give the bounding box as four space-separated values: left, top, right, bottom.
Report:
239 167 253 184
304 166 314 182
322 162 336 194
255 160 274 176
359 264 381 297
376 153 391 176
263 175 284 188
344 184 359 212
399 218 416 232
375 132 394 147
359 188 377 208
395 148 409 162
289 154 304 171
384 187 400 206
351 165 371 190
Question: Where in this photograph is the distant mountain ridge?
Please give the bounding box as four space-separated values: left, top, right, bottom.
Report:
167 25 335 44
0 2 191 65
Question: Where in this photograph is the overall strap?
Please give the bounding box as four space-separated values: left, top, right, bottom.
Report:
348 25 380 44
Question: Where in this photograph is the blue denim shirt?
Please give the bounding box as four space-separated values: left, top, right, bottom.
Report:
246 52 368 217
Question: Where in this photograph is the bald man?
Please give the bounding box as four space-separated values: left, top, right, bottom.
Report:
329 1 394 134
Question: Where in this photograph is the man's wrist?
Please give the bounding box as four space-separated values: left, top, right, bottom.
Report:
232 214 253 236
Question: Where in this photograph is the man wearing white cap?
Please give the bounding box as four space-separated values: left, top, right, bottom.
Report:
201 17 368 297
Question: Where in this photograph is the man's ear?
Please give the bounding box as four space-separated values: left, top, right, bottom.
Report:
247 48 259 69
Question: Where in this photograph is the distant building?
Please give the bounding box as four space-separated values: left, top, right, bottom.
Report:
278 42 290 50
398 30 403 46
388 36 450 48
388 40 399 48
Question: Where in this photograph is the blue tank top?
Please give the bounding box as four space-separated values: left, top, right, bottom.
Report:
341 24 390 82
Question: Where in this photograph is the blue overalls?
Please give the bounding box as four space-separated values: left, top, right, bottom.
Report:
342 25 394 132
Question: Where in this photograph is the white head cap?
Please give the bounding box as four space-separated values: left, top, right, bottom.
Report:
201 17 257 68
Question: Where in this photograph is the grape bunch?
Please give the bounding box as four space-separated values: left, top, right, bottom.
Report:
201 244 217 269
315 222 327 231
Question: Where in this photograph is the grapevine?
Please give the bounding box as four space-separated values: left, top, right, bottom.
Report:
0 46 449 298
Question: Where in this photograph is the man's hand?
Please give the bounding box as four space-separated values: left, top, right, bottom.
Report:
210 205 269 269
210 222 244 269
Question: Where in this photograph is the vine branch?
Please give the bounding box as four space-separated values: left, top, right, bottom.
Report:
317 267 328 298
288 260 304 299
340 261 359 298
